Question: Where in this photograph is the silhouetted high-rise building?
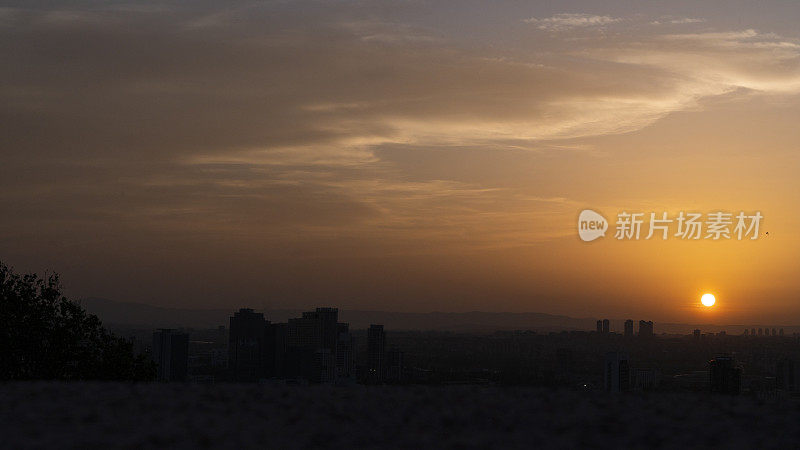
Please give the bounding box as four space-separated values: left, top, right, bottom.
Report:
367 324 386 383
335 323 355 384
596 320 603 333
780 328 785 336
772 328 777 336
751 328 756 336
604 352 630 393
272 322 288 378
287 307 339 352
710 356 741 395
624 320 634 337
387 347 405 383
777 358 800 392
556 348 574 380
284 307 354 383
743 329 748 336
312 348 335 383
152 329 189 382
693 329 701 340
229 308 273 381
602 319 610 334
758 328 763 336
317 308 340 351
639 320 654 338
631 368 660 391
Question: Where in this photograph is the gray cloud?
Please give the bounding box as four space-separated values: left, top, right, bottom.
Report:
524 13 621 31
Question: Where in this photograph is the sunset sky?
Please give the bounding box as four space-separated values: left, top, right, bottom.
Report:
3 0 800 324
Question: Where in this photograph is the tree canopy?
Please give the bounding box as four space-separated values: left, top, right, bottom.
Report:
0 262 154 380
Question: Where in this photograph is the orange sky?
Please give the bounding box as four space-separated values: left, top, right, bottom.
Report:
2 1 800 324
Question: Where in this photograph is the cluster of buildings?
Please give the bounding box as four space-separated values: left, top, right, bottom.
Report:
599 319 742 395
151 307 405 384
596 319 654 337
228 307 354 383
603 352 660 393
604 351 746 395
743 327 785 337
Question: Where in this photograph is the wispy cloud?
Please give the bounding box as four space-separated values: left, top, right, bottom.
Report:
650 17 706 25
524 13 621 31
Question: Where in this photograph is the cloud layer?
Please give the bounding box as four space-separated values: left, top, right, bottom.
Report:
2 1 800 313
524 13 621 31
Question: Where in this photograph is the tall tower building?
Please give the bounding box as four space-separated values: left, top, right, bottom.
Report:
602 319 610 334
367 324 386 383
710 356 741 395
152 329 189 382
604 352 630 393
335 322 355 384
287 307 339 352
229 308 272 381
285 307 351 383
639 320 654 338
777 358 800 392
624 320 634 337
272 322 288 378
387 347 404 383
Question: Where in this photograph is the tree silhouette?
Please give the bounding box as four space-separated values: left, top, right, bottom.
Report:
0 261 155 380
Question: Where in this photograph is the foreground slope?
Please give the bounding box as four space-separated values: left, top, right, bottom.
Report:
1 382 795 448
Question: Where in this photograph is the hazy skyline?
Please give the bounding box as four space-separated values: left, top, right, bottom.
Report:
2 1 800 323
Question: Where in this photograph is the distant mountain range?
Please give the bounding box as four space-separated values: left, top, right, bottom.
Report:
78 297 795 335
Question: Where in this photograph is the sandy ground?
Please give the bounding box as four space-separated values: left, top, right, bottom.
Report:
1 382 798 448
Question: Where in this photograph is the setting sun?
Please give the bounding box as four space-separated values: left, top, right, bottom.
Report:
701 293 716 307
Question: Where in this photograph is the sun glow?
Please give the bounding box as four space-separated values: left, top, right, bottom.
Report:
701 293 716 307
